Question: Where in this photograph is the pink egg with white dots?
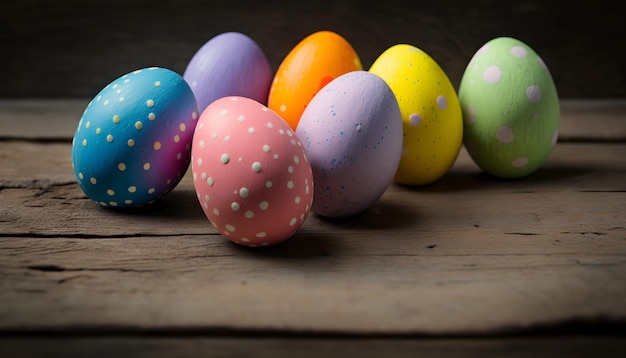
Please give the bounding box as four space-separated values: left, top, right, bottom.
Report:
191 96 314 247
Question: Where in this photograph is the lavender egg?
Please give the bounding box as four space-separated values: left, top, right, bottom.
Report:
296 71 403 218
183 32 272 113
72 67 199 208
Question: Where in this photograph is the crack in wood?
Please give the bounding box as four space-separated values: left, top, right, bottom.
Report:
26 265 162 273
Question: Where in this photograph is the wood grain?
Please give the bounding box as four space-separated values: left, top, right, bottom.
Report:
2 99 625 141
1 140 624 334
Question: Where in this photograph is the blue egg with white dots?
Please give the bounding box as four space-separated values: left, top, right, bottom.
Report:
71 67 199 208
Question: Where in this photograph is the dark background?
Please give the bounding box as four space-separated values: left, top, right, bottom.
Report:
2 0 624 98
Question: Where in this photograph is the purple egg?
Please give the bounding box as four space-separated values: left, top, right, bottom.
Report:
296 71 403 218
71 67 199 208
183 32 272 113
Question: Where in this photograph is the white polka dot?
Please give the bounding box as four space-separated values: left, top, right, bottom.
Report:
287 180 294 189
265 181 272 188
238 115 245 122
197 158 203 166
146 99 155 108
179 123 186 132
287 166 294 173
267 122 273 128
293 156 300 164
224 135 230 142
527 85 542 103
153 141 161 150
263 145 270 152
106 134 114 143
124 200 133 205
127 139 135 147
174 135 180 143
239 187 249 198
259 201 269 210
192 112 197 120
241 237 250 243
118 163 126 171
128 186 137 193
118 97 125 103
511 157 529 168
107 189 115 196
511 46 527 58
155 81 161 87
256 232 266 238
207 177 214 186
225 224 235 232
143 162 151 170
496 127 514 144
483 65 502 84
112 115 120 123
221 154 230 164
82 139 88 146
90 177 97 184
409 113 421 126
289 217 297 226
103 100 109 106
248 127 255 134
220 109 228 116
280 105 287 112
295 196 301 204
78 172 84 179
199 140 205 149
201 172 207 180
231 202 240 211
437 95 447 110
213 208 220 216
245 211 254 219
252 162 262 172
135 121 143 130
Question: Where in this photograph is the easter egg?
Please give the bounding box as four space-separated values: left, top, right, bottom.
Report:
192 96 314 247
72 67 199 208
183 32 272 113
296 71 403 218
268 30 363 130
369 44 463 186
458 37 560 178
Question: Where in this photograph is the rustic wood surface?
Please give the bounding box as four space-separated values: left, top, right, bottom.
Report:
3 0 625 98
0 99 625 356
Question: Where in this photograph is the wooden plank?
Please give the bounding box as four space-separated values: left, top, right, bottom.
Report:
1 142 625 334
1 99 626 141
1 336 626 358
1 141 625 237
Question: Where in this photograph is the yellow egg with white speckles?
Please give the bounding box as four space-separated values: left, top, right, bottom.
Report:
369 44 463 186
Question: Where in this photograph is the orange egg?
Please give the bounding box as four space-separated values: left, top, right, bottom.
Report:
268 30 363 130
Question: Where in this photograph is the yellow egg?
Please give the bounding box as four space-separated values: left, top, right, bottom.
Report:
369 44 463 186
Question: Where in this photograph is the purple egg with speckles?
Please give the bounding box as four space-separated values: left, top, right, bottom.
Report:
183 32 272 113
296 70 403 218
71 67 199 208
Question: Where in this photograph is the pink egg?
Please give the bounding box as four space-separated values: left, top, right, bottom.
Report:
191 96 314 247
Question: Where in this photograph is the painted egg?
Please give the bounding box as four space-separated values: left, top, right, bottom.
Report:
268 30 363 130
183 32 272 113
72 67 199 208
458 37 560 178
369 44 463 186
192 96 314 247
296 71 403 218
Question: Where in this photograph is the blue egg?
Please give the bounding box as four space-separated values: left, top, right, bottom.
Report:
71 67 199 208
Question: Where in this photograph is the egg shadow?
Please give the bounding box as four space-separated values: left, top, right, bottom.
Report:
308 196 421 232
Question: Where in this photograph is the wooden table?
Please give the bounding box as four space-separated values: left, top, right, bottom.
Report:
1 99 625 357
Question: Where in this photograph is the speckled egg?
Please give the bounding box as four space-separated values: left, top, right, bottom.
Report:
192 96 314 247
369 44 463 186
183 32 272 113
458 37 560 178
296 71 403 218
72 67 199 208
268 30 363 130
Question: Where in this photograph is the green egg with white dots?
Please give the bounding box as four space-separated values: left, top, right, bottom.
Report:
458 37 560 178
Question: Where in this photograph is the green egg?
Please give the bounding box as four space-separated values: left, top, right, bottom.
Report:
458 37 559 178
